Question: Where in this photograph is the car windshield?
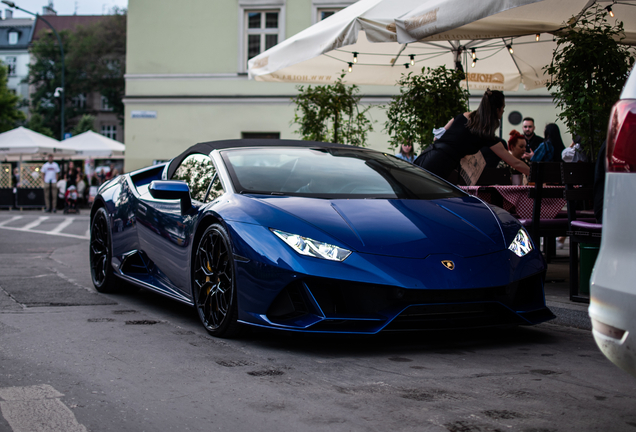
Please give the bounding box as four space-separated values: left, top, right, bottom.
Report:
219 147 464 200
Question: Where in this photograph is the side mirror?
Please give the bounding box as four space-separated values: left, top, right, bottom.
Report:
149 180 192 214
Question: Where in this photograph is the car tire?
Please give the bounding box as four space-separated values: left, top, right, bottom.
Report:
89 207 123 293
192 223 241 338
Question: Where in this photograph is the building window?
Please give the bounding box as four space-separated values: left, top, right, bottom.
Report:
72 93 86 109
8 31 18 45
317 8 341 21
5 57 17 76
312 3 353 24
245 10 280 67
101 125 116 141
100 95 112 111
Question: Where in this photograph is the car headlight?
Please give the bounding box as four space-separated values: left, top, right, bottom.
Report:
270 229 351 261
508 227 533 257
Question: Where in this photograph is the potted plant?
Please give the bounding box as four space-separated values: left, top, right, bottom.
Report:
384 65 469 155
291 75 374 147
546 5 634 161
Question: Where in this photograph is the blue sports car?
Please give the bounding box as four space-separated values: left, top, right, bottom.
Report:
89 139 554 337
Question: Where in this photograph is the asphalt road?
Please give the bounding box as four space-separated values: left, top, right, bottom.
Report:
0 212 635 432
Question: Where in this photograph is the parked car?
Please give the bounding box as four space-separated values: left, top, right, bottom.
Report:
589 66 636 377
89 139 554 338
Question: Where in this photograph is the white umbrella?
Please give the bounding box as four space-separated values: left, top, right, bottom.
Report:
61 131 125 158
248 0 636 90
0 127 76 158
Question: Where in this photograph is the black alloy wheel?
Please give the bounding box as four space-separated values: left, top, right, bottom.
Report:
90 207 121 293
193 224 241 338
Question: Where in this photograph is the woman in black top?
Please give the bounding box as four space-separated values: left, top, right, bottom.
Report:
414 89 530 181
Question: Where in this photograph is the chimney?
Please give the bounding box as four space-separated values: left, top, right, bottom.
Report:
5 9 12 19
43 1 57 15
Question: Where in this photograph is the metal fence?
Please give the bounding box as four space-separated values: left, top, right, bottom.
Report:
0 164 11 188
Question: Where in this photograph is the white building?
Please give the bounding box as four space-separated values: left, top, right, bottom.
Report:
0 9 34 110
124 0 564 172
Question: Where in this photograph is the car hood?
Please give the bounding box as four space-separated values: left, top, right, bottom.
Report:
251 196 506 259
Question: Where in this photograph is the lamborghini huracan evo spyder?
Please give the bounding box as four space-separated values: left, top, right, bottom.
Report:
89 139 554 338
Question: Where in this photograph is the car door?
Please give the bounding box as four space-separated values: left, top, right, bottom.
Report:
136 153 223 297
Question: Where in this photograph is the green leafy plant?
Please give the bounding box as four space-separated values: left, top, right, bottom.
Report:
25 112 54 138
0 65 26 132
385 66 469 154
546 6 635 161
291 75 374 146
71 114 97 136
27 12 126 138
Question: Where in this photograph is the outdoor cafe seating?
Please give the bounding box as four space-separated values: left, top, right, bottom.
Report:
562 162 602 303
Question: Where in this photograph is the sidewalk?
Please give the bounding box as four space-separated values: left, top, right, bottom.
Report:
542 238 592 330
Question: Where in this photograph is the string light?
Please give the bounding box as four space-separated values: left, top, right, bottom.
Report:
535 33 540 42
471 58 477 68
409 54 415 66
507 44 514 54
606 5 614 17
404 63 410 69
471 48 476 59
352 52 358 63
348 62 353 73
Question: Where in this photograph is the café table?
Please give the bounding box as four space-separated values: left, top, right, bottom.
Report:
460 185 566 220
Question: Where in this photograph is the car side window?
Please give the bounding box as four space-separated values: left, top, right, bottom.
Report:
171 153 222 203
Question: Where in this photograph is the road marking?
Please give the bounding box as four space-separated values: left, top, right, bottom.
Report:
0 216 22 227
0 384 88 432
50 217 74 234
0 225 89 240
19 216 49 230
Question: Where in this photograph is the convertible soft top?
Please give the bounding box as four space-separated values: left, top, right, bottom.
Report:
167 139 360 181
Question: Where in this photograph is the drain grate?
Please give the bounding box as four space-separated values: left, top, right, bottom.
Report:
125 320 161 325
217 360 256 368
87 318 115 323
247 369 284 377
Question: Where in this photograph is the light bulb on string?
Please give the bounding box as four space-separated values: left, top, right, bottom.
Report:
352 52 358 63
409 55 415 66
471 48 476 59
404 63 410 69
507 44 514 54
471 58 477 68
606 5 614 17
535 33 540 42
348 62 353 73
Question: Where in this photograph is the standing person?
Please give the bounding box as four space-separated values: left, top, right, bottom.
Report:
41 154 60 213
395 140 416 163
65 161 77 188
11 167 19 187
522 117 544 153
414 89 530 181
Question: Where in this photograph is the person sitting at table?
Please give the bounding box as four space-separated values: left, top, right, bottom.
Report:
414 89 530 182
497 130 531 185
531 123 565 163
498 130 531 166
